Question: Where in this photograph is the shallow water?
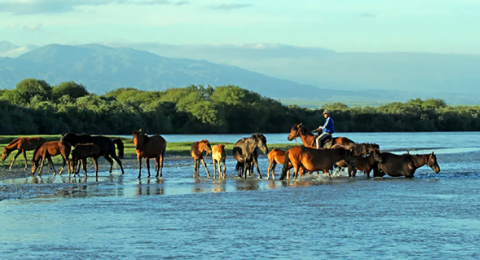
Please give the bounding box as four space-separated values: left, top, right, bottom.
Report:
1 132 480 258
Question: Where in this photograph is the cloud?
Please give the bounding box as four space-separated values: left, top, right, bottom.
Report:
0 0 177 15
23 23 42 31
360 12 376 18
208 3 251 10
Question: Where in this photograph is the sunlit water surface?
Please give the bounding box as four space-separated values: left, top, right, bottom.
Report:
1 132 480 259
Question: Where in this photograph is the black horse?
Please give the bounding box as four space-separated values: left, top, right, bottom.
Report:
233 134 269 179
61 133 125 174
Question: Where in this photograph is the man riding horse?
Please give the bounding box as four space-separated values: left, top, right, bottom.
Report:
314 109 335 149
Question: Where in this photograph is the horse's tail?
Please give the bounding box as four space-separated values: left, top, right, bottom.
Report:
280 150 290 180
113 138 124 159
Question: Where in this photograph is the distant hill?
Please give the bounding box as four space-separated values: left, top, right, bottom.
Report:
0 42 479 104
0 43 351 99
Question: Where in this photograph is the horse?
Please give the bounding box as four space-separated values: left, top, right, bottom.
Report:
279 146 355 180
69 143 102 177
191 140 212 178
2 137 46 170
287 123 354 149
61 133 124 174
331 142 381 174
133 130 167 178
233 134 269 179
31 141 71 176
267 148 299 180
211 144 226 179
374 152 440 178
335 149 382 178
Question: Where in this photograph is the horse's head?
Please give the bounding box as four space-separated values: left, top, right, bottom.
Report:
372 149 382 163
61 132 76 145
366 143 380 154
132 129 145 150
31 159 38 174
1 147 9 161
287 123 305 141
252 133 268 154
200 139 212 154
428 152 441 173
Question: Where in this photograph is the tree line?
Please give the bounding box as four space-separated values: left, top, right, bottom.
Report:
1 78 479 135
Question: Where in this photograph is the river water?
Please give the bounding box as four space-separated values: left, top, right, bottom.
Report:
1 132 480 259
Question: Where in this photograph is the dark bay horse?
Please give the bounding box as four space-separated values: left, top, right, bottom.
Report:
335 150 382 178
61 133 125 174
133 130 167 178
233 134 269 179
69 143 102 177
2 137 46 170
287 123 354 149
280 146 355 180
31 141 71 176
374 152 440 178
191 140 212 178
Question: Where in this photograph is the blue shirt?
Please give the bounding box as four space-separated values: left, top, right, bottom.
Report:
322 116 335 134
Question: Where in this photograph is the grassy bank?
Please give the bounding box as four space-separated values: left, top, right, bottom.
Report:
0 135 295 168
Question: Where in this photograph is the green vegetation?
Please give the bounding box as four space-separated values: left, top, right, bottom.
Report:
1 78 480 135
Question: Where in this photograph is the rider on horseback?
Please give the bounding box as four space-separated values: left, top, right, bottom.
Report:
314 109 335 149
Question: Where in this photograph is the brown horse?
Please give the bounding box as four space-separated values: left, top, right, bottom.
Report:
212 144 226 179
332 142 381 175
374 152 440 178
69 143 102 177
335 150 382 178
31 141 71 176
191 140 212 178
2 137 46 170
287 123 354 149
133 130 167 178
280 146 355 180
267 148 301 180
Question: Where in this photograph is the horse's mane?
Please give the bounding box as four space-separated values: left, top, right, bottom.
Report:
6 137 22 149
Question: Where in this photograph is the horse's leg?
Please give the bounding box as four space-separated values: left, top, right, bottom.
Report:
243 161 248 179
22 150 28 171
38 155 47 176
47 157 56 176
146 157 151 178
59 154 67 175
104 155 114 173
111 153 125 175
223 159 227 179
159 152 164 178
137 155 142 179
9 150 22 170
212 159 217 179
267 160 273 180
82 159 87 177
254 159 262 179
154 156 160 178
201 158 210 178
93 158 98 177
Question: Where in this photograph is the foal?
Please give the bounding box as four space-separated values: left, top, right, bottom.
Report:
190 140 212 178
31 141 71 176
212 144 226 179
69 143 102 177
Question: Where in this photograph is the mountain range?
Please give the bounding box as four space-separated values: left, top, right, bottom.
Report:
1 40 480 105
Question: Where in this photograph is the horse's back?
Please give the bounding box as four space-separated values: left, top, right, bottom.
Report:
378 152 414 177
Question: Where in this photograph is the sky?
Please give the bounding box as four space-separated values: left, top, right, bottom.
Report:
0 0 479 54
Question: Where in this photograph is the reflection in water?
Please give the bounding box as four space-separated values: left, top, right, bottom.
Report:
212 180 226 193
267 180 276 190
235 179 259 191
192 178 207 193
136 178 164 196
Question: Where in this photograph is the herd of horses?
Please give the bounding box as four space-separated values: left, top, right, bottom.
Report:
1 124 441 180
